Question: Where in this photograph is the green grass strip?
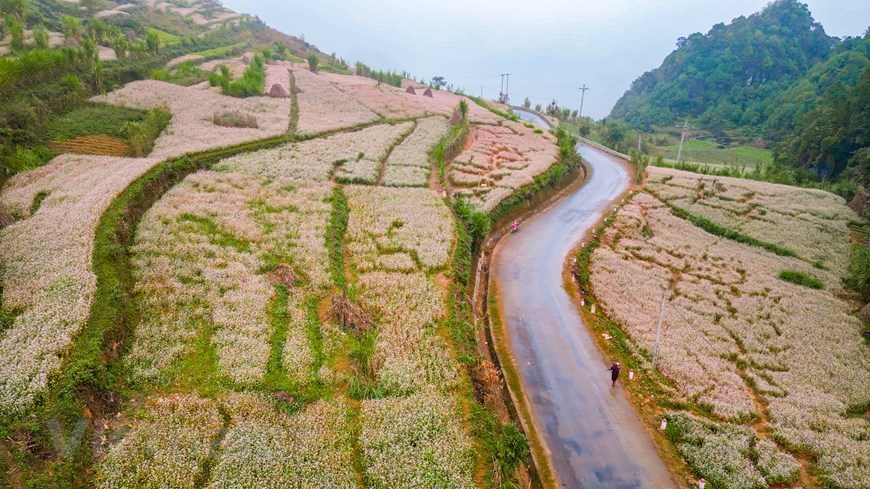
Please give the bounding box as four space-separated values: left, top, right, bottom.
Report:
326 187 349 289
666 203 797 257
778 270 824 289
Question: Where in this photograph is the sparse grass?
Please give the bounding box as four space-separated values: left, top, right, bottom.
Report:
327 187 350 289
650 139 773 170
778 270 825 289
147 27 182 46
45 103 147 141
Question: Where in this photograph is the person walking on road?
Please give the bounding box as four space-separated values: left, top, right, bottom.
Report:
608 361 621 386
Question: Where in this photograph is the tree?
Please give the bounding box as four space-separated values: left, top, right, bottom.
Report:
5 14 23 52
430 75 446 89
458 100 469 122
523 97 531 109
145 29 160 54
306 53 318 72
62 14 82 41
32 23 48 50
112 35 127 59
534 103 542 112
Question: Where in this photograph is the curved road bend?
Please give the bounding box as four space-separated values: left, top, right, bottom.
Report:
491 144 676 488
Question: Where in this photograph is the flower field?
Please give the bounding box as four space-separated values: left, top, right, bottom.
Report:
324 72 502 124
451 121 558 212
646 166 856 272
0 52 563 483
589 169 869 488
360 390 476 488
346 185 461 391
383 116 450 187
292 68 381 134
93 80 289 158
129 170 332 384
97 393 355 488
0 154 159 413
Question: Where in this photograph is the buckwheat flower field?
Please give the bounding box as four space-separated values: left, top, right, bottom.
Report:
450 121 558 212
646 166 856 272
292 68 380 134
589 169 869 487
216 122 412 183
382 116 449 187
360 390 476 488
129 170 331 384
0 154 159 413
323 72 503 124
96 395 224 489
0 36 572 483
93 80 290 158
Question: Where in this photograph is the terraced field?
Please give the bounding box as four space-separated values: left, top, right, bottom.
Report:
586 166 869 488
0 54 562 487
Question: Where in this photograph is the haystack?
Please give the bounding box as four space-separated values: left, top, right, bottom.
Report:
449 108 462 126
422 88 434 97
268 83 288 98
405 85 416 95
332 294 375 333
265 264 297 288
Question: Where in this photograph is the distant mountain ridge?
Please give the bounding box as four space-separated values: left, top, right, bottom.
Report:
609 0 837 131
609 0 869 186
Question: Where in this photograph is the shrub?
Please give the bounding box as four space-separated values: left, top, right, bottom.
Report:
3 146 53 175
844 244 870 301
211 110 258 128
778 270 824 289
210 55 266 98
124 106 171 156
307 53 318 72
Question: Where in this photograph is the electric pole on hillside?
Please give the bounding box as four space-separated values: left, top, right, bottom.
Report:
499 73 511 104
577 84 589 120
676 119 690 163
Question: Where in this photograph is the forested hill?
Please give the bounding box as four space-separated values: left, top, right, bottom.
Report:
609 0 836 132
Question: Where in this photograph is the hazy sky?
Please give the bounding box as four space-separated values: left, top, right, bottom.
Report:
223 0 868 119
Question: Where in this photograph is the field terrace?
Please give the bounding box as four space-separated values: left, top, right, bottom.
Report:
323 71 503 124
95 118 478 485
382 116 450 187
92 79 290 159
450 121 558 212
589 167 869 488
0 155 159 413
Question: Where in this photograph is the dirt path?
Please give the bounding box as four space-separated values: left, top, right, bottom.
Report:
490 144 676 488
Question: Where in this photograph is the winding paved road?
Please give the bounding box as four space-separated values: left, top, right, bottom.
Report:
491 143 676 488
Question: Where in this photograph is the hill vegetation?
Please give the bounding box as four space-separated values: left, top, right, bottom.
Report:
609 0 869 188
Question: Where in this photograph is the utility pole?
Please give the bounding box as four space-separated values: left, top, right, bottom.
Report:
652 289 667 368
577 84 589 120
676 119 689 163
499 73 511 104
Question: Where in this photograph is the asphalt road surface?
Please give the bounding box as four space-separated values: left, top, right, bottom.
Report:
491 144 676 488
